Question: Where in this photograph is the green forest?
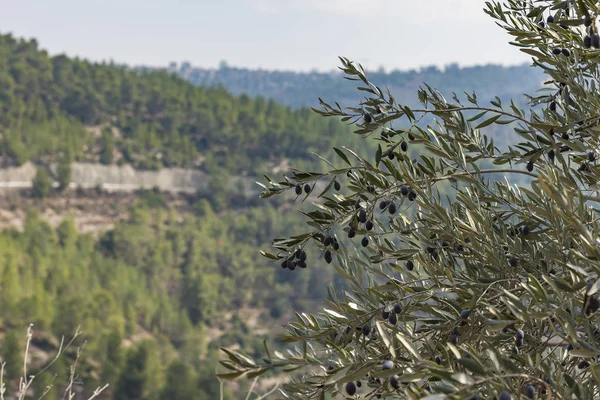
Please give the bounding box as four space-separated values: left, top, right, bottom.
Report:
0 31 367 399
0 33 366 174
0 196 350 399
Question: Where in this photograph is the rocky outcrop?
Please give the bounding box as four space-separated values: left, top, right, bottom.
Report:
68 163 210 192
0 162 328 200
0 162 38 188
0 162 212 192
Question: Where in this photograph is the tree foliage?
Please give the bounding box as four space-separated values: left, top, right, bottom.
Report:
57 151 72 190
220 1 600 398
2 332 22 384
31 166 51 199
0 195 344 398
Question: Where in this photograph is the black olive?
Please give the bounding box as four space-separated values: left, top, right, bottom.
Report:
388 202 397 214
593 33 600 48
449 333 458 345
388 313 397 325
324 250 332 264
499 391 512 400
390 375 400 389
358 208 367 223
362 325 371 336
526 161 534 172
408 189 417 201
345 381 357 395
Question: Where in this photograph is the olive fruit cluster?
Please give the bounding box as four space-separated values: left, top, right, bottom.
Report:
582 14 600 49
346 205 375 246
294 183 312 195
381 303 403 325
322 235 340 264
281 248 308 270
552 47 571 56
379 200 397 214
448 327 460 345
378 186 417 214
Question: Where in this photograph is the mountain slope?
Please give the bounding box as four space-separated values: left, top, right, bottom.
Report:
0 33 364 174
171 62 545 110
0 33 361 399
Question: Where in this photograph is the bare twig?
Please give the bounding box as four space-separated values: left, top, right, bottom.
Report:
0 325 108 400
85 384 109 400
0 362 6 400
254 382 281 400
244 377 259 400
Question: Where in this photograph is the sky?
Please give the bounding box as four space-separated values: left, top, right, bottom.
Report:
0 0 531 72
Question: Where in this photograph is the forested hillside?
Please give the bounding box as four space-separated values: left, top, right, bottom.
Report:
0 32 365 399
166 61 547 154
170 61 545 110
0 194 349 399
0 33 366 174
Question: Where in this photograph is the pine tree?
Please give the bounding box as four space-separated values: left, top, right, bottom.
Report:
100 329 124 389
2 332 22 384
56 151 72 191
113 340 162 400
113 343 150 400
160 361 197 400
100 128 114 165
31 166 51 199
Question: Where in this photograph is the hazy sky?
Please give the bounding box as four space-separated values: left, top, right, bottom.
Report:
0 0 531 72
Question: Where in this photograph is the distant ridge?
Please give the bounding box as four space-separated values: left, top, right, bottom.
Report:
161 61 545 109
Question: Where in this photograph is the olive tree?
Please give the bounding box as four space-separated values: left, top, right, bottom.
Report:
220 1 600 398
